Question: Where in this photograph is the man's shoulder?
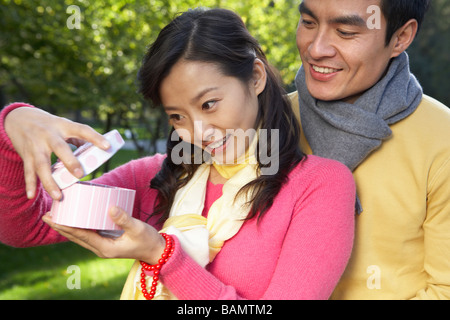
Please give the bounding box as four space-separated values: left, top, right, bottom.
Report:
419 94 450 115
403 94 450 133
287 90 298 102
288 91 301 125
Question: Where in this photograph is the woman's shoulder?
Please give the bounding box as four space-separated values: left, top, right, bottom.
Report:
284 156 356 219
99 153 167 186
127 153 167 169
289 155 355 188
122 153 168 178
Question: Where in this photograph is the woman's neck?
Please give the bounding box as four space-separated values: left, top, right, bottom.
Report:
208 165 228 185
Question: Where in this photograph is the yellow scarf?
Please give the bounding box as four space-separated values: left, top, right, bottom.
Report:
120 133 259 300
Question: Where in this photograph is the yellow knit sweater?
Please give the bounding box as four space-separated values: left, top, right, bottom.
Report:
289 91 450 300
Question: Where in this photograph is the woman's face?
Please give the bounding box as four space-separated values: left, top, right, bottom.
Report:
159 59 266 164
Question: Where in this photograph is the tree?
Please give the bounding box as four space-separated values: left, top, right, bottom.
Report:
0 0 301 158
408 0 450 107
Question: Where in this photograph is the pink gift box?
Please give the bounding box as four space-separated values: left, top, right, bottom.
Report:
52 130 125 190
49 130 136 231
50 182 135 230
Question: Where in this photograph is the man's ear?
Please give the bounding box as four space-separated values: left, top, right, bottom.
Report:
390 19 418 58
253 58 268 96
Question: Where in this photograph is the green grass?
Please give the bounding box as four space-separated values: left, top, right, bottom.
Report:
0 242 134 300
0 148 145 300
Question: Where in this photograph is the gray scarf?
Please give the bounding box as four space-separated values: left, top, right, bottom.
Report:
295 52 423 212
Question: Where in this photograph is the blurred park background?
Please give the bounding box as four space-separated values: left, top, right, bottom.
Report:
1 0 449 299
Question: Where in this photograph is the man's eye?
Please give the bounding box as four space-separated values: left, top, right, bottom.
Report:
337 29 357 38
300 18 315 28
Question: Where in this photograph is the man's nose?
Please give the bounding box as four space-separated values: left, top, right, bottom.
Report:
308 30 336 59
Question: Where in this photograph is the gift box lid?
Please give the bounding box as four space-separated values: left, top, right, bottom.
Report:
51 129 125 190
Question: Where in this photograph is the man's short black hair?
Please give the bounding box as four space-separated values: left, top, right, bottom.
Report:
381 0 431 46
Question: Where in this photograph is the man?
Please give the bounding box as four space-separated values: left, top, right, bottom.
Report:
290 0 450 299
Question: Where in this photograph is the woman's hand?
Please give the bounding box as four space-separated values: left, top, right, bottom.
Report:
42 206 166 264
4 107 110 200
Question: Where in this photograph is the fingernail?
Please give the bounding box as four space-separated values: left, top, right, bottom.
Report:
73 168 84 179
52 190 61 200
103 140 111 149
110 207 120 218
27 190 34 199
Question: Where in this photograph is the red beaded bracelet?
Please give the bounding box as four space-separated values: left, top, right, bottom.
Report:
140 233 174 300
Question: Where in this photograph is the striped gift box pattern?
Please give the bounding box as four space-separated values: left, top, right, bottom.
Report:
50 181 136 230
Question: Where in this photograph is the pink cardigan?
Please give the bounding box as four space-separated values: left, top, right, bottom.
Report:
0 103 356 300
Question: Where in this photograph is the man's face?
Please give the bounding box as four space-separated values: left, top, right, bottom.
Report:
296 0 400 103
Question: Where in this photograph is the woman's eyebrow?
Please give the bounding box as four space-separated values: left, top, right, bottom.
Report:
163 87 220 110
190 87 219 104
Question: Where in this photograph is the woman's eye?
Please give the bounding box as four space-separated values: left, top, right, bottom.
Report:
202 101 216 110
169 114 184 122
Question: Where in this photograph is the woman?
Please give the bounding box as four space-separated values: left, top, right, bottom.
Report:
0 8 355 299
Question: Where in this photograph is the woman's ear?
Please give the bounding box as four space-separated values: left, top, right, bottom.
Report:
252 58 267 96
390 19 418 58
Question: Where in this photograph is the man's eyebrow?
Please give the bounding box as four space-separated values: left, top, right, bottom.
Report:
298 2 317 20
299 2 366 27
329 15 367 27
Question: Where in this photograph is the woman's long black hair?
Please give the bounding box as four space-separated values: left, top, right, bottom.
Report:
138 8 305 223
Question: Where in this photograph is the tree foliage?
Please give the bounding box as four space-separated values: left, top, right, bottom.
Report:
0 0 300 153
408 0 450 107
1 0 448 154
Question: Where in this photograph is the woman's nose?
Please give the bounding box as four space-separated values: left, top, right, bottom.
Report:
193 120 217 144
